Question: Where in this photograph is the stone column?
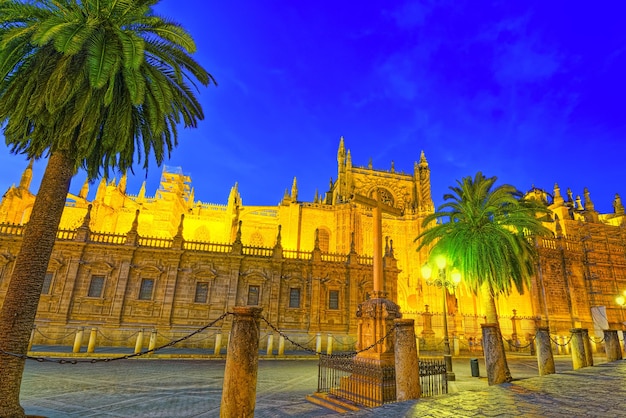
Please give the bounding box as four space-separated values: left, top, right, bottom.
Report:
220 307 262 418
604 330 623 362
315 333 322 354
570 328 587 370
87 328 97 354
581 329 594 366
72 327 84 353
326 334 333 355
134 329 144 354
266 334 274 356
421 305 435 349
481 323 510 385
278 335 285 356
535 327 555 376
214 333 223 355
394 319 421 401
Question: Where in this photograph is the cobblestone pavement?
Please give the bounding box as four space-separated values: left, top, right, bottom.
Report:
18 352 626 417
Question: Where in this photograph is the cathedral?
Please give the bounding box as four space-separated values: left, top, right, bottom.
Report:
1 138 625 351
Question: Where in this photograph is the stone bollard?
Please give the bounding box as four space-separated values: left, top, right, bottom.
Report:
394 319 421 401
604 330 623 362
570 328 588 370
27 326 36 352
278 335 285 356
315 333 322 354
266 334 274 356
326 334 333 355
148 329 157 353
535 327 555 376
581 329 594 366
481 323 511 385
73 327 84 353
134 329 144 354
214 333 223 355
87 328 97 353
220 306 262 418
453 336 460 356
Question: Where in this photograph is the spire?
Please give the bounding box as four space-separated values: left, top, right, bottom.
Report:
575 195 583 210
314 228 320 250
346 150 352 168
118 172 127 194
18 159 34 191
274 224 282 248
614 193 625 215
130 209 139 233
172 214 185 249
80 204 92 229
314 189 319 203
566 188 574 203
291 177 298 202
390 161 395 173
75 204 93 242
79 178 89 199
337 136 346 162
419 150 428 168
138 181 146 200
583 187 595 212
553 183 564 206
95 177 107 202
228 182 241 207
368 157 373 169
125 209 140 246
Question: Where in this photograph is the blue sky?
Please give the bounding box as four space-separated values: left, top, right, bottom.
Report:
1 0 625 213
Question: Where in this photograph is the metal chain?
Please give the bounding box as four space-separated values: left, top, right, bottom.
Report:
588 335 605 344
0 312 232 364
34 329 76 342
550 334 573 347
96 330 140 342
260 315 398 358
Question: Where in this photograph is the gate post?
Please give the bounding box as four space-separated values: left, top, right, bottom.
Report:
604 329 622 362
394 319 420 401
220 307 262 418
535 327 555 376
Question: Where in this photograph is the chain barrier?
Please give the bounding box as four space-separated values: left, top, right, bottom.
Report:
34 328 76 342
97 329 139 342
330 335 357 349
502 334 535 350
260 315 398 358
589 335 605 344
0 312 232 364
549 334 573 347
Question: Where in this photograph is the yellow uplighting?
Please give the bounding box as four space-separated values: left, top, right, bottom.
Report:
451 268 462 285
617 295 626 306
435 255 447 269
421 263 433 280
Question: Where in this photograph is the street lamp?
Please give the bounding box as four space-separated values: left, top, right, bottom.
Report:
421 255 462 382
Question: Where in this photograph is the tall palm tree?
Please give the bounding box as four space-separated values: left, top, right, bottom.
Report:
416 172 551 385
0 1 214 415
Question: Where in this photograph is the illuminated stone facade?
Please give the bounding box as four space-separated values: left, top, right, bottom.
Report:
1 138 625 350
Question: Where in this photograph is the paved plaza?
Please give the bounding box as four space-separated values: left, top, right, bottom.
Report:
19 352 626 417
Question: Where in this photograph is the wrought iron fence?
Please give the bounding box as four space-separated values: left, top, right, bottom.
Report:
317 354 447 407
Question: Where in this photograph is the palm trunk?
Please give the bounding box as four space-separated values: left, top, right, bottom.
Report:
480 282 512 385
0 150 74 417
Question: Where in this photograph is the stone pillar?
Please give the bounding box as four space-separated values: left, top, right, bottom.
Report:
581 329 594 366
326 334 333 355
266 334 274 356
570 328 588 370
27 326 36 352
278 335 285 356
134 329 144 354
453 336 460 356
315 333 322 354
220 306 262 418
394 319 421 401
148 329 157 352
87 328 97 354
535 327 555 376
72 327 84 353
481 323 510 385
604 330 623 362
421 305 435 349
214 333 223 355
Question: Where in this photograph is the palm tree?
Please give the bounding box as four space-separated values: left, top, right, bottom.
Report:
0 1 214 415
415 172 551 385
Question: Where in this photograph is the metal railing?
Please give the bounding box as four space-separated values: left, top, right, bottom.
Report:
317 354 447 407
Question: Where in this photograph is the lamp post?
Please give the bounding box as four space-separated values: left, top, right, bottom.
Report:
421 255 461 382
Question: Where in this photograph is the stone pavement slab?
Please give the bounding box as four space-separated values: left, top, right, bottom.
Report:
18 354 626 417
